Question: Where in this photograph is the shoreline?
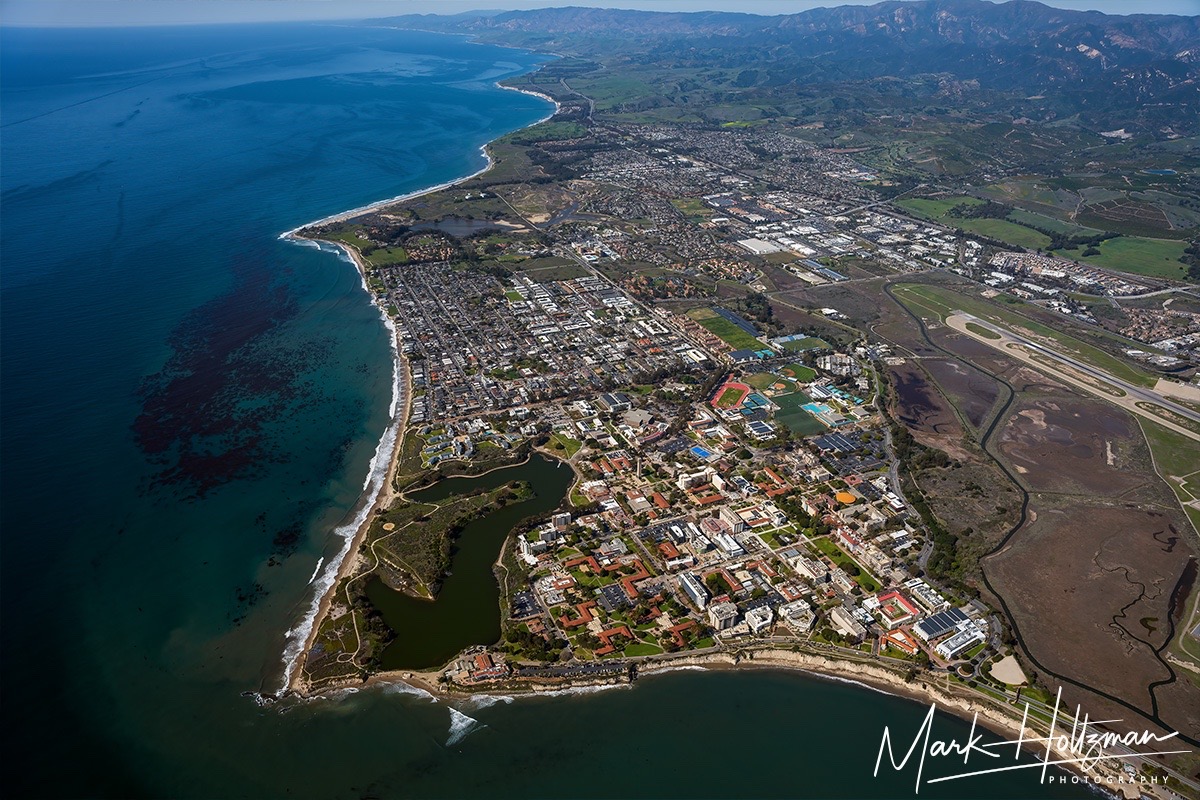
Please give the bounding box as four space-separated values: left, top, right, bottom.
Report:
269 51 1161 797
274 75 1058 737
278 83 558 238
345 648 1139 796
277 238 411 695
275 70 559 695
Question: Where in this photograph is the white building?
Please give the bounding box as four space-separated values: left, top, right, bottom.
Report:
745 606 775 634
708 601 739 631
680 572 710 610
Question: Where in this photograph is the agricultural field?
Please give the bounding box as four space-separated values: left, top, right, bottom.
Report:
896 196 1052 250
899 183 1196 279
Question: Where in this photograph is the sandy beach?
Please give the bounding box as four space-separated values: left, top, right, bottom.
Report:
273 68 1173 799
351 646 1155 797
278 75 561 695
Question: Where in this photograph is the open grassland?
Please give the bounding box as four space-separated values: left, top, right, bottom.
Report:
1138 418 1200 534
896 197 1052 249
1057 236 1190 280
956 218 1051 249
780 336 830 352
892 283 1156 387
895 196 980 218
1007 208 1104 236
517 259 590 281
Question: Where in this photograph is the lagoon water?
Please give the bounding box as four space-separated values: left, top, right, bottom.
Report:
0 23 1094 799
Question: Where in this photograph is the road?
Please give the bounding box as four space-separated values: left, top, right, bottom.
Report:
948 312 1200 442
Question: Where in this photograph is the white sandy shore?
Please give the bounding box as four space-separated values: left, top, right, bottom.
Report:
276 239 409 695
278 83 558 237
276 79 558 695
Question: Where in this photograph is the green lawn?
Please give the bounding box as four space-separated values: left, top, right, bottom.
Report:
695 316 763 351
964 641 988 660
773 391 825 436
781 337 830 352
504 290 524 302
808 536 879 591
715 387 743 408
781 363 818 382
745 372 780 390
548 433 583 458
624 642 664 657
670 197 714 220
1057 236 1190 280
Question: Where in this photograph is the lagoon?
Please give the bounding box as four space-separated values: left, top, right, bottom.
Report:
368 453 574 669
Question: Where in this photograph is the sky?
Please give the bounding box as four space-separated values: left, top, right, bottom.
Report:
1 0 1196 26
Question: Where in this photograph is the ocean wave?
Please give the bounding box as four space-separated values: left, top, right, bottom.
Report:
457 694 515 712
798 670 899 699
307 557 324 584
277 149 495 239
445 707 484 747
274 86 557 693
644 664 708 676
524 683 632 699
379 681 437 704
275 246 404 694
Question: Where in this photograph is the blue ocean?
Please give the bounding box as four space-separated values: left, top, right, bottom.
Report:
0 23 1092 799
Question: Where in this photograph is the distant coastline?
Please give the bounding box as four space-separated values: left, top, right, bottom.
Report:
276 71 558 696
278 83 558 239
273 43 1165 800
